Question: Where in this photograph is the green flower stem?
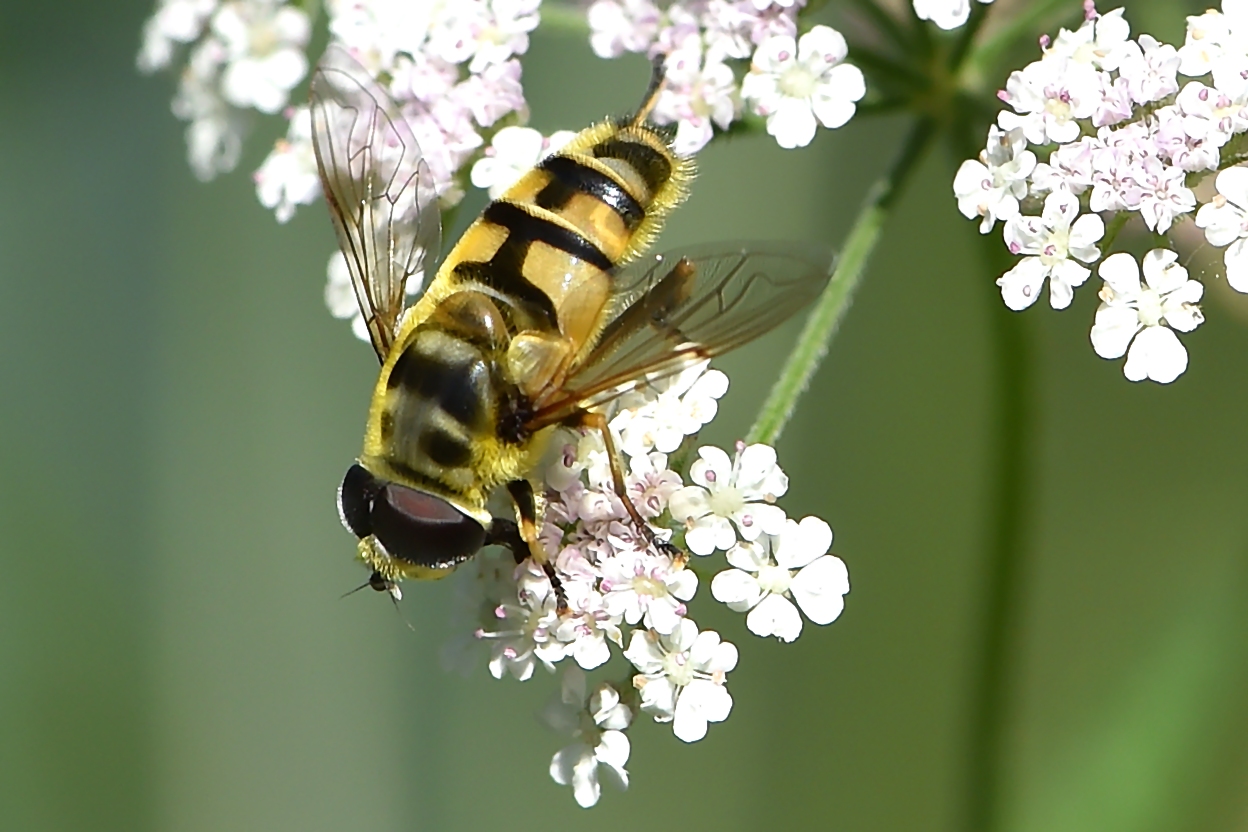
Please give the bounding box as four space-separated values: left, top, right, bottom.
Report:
964 234 1033 832
746 116 936 445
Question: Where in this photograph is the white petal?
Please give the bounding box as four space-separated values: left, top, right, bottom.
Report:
746 593 804 641
622 630 664 673
725 539 770 571
690 446 732 488
996 257 1049 311
673 679 732 743
711 569 763 612
1067 212 1105 260
767 97 818 149
668 486 710 522
1225 238 1248 292
667 568 698 601
594 730 631 770
774 515 833 569
1123 325 1188 383
790 555 851 625
1216 164 1248 210
1141 248 1186 294
1090 303 1142 359
1047 259 1091 309
1098 251 1142 297
1194 201 1247 248
570 751 603 807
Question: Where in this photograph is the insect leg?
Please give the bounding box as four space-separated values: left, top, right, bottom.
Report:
505 479 568 612
485 517 527 564
568 410 682 559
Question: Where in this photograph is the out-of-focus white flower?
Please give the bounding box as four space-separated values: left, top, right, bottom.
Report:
470 126 577 198
254 106 319 223
587 0 661 58
741 25 865 149
212 1 311 114
624 619 738 742
455 0 542 74
953 125 1037 233
611 362 729 458
599 550 697 635
544 668 632 808
172 38 247 180
912 0 994 32
1046 6 1131 71
325 247 427 343
652 41 739 155
1195 165 1248 292
137 0 219 72
1177 7 1236 78
480 563 568 680
669 443 788 555
997 56 1100 145
1090 249 1204 383
997 189 1104 311
711 516 848 642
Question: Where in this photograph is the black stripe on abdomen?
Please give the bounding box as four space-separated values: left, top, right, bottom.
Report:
483 201 614 272
537 155 644 231
421 429 473 469
592 139 672 195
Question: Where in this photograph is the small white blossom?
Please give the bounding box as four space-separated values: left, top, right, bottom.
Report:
953 125 1037 233
624 619 738 742
1117 34 1180 105
997 57 1100 146
741 25 865 149
1196 165 1248 292
544 668 632 808
137 0 219 72
1090 249 1204 383
711 516 849 642
997 189 1104 311
470 126 577 199
1177 7 1236 78
1047 7 1132 71
480 563 568 680
652 42 739 155
212 1 311 115
325 247 426 343
587 0 661 58
599 550 697 635
611 361 729 458
912 0 994 32
253 106 319 222
668 443 788 555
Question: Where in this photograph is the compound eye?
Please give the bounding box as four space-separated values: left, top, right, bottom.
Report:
338 463 381 538
371 484 486 570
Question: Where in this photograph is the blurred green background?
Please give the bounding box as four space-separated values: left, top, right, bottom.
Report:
2 1 1246 830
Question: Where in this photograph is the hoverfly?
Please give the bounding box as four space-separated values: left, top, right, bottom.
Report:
312 46 834 600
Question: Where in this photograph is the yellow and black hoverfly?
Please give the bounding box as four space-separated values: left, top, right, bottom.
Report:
312 45 834 600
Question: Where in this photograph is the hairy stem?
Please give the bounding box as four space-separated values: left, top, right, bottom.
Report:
746 117 936 445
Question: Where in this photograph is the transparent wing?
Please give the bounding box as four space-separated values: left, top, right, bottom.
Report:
310 45 442 361
528 242 836 428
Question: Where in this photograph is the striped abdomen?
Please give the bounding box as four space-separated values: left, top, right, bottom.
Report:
435 120 695 347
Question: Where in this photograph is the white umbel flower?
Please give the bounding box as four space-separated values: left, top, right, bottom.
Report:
624 620 738 742
953 124 1037 233
741 25 865 149
325 248 426 343
1090 249 1205 383
711 516 849 642
997 189 1104 311
912 0 994 32
1195 165 1248 292
544 667 632 808
253 105 319 222
599 550 697 635
668 443 788 556
470 126 577 198
212 1 311 114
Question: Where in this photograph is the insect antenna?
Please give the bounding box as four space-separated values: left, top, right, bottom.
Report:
630 52 668 126
340 571 415 630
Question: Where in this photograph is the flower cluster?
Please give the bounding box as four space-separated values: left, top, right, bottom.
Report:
587 2 864 152
138 0 312 180
449 361 848 806
951 2 1241 383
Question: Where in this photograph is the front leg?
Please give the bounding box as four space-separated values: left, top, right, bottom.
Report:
504 479 567 612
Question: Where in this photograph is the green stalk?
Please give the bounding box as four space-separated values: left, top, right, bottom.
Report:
963 234 1033 832
746 117 936 445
